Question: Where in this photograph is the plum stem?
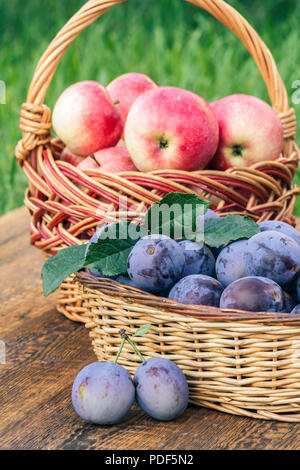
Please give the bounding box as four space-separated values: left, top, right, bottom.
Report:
115 328 146 363
126 336 146 362
114 337 126 363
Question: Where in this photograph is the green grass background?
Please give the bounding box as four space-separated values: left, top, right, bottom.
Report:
1 0 300 215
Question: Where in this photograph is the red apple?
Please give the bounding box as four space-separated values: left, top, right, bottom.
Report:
77 147 137 173
210 94 283 170
107 73 157 123
96 147 138 172
77 156 99 171
124 86 219 172
60 147 85 166
52 81 123 157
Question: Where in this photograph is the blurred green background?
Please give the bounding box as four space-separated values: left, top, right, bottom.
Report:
0 0 300 216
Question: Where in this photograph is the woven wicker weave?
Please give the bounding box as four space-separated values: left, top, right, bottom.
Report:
15 0 300 421
76 271 300 422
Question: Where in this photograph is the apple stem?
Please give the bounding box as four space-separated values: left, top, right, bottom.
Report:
159 139 168 150
232 144 245 157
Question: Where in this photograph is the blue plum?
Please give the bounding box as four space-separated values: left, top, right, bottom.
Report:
291 304 300 314
196 209 220 258
220 276 284 312
282 291 297 313
259 220 300 247
196 208 219 229
243 231 300 287
127 235 185 293
72 362 135 425
134 357 189 421
178 240 215 277
216 239 247 287
297 277 300 302
116 275 137 288
169 274 223 307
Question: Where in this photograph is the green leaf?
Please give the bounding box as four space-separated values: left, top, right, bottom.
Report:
204 214 260 248
144 192 211 239
84 221 148 277
133 324 152 337
42 244 86 297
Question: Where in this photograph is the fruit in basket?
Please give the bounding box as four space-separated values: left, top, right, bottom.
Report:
297 277 300 301
220 276 284 312
291 304 300 314
127 235 185 293
107 72 157 123
243 231 300 287
216 239 248 287
196 208 219 228
72 362 135 425
124 86 219 172
210 94 283 170
60 147 85 166
178 240 215 277
77 147 137 172
116 275 137 288
169 274 223 307
259 220 300 247
282 291 297 313
133 357 189 421
52 81 123 157
77 156 100 170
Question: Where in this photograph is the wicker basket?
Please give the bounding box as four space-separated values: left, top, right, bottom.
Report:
16 0 300 421
74 271 300 422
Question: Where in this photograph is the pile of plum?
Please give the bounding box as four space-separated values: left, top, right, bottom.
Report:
90 212 300 314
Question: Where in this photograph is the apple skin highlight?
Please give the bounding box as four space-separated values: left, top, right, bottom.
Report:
210 94 283 170
77 146 137 173
124 86 219 172
107 72 157 123
52 81 123 157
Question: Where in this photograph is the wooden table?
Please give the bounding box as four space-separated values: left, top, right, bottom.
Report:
1 207 300 450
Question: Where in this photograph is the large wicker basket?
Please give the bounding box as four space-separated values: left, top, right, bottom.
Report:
16 0 300 421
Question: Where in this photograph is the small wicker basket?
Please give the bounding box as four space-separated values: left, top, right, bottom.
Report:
16 0 300 421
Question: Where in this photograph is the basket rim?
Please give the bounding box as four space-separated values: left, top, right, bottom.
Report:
76 271 300 326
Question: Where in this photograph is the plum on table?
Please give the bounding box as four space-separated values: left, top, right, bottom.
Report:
72 362 135 425
133 357 188 421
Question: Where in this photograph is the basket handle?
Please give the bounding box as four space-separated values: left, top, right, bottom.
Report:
16 0 297 163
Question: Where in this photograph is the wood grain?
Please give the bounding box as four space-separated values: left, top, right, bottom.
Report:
1 207 300 450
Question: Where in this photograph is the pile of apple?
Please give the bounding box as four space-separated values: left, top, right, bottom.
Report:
53 72 284 175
